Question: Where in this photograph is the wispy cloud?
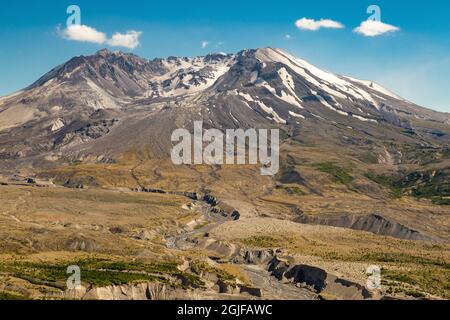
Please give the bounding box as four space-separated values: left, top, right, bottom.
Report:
58 24 142 49
107 31 142 49
201 41 210 49
284 34 292 40
295 18 344 31
354 20 400 37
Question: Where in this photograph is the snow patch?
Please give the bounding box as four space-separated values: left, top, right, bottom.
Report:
51 118 65 131
289 111 305 119
229 111 239 123
312 91 347 116
344 76 404 101
256 48 380 108
238 92 255 103
259 80 303 109
236 91 285 124
276 68 304 108
152 55 234 97
351 114 378 123
256 100 286 124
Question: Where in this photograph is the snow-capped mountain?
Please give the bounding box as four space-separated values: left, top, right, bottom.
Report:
1 49 234 112
0 47 448 167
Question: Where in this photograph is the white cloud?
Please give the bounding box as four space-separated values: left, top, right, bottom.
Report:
201 41 210 49
295 18 344 31
354 20 400 37
59 25 143 49
107 31 142 49
284 34 292 40
61 24 107 44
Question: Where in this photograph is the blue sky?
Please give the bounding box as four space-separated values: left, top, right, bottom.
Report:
0 0 449 112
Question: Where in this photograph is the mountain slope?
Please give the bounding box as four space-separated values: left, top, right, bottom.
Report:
1 48 449 300
0 47 448 168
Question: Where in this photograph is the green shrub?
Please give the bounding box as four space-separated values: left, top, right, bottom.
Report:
314 163 353 185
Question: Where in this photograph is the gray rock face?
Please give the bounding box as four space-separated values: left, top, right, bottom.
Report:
294 213 435 242
235 249 276 265
63 282 167 300
64 236 99 252
268 257 372 300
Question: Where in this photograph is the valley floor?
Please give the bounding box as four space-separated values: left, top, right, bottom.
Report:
0 182 448 300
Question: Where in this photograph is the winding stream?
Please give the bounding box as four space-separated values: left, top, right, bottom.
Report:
165 199 318 300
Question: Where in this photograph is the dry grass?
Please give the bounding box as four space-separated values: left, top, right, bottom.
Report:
1 145 448 300
211 217 450 299
0 185 199 257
